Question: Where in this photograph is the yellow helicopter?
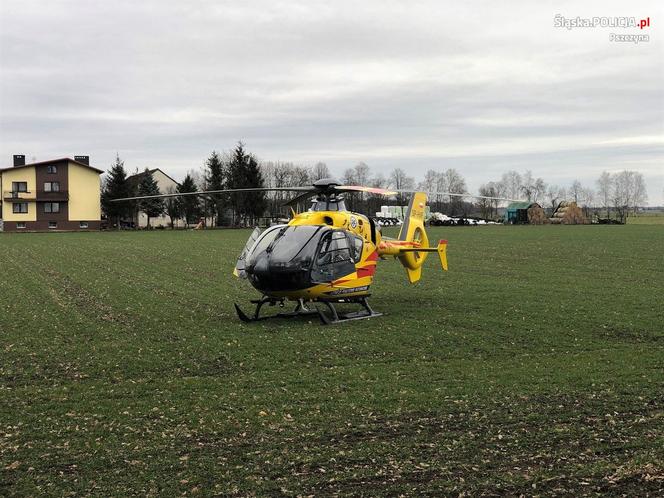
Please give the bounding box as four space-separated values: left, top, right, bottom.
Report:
113 178 508 324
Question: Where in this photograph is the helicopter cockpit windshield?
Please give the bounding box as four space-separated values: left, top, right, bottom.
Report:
243 225 362 291
245 225 327 291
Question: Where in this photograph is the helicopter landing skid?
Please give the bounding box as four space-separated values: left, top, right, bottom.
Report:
317 298 382 325
234 296 382 325
234 297 321 323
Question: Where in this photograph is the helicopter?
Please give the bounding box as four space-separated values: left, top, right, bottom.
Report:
113 178 514 324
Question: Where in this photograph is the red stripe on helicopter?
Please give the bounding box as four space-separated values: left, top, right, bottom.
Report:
367 250 379 261
356 265 376 278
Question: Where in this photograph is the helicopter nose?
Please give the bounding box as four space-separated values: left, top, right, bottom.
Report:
246 260 310 292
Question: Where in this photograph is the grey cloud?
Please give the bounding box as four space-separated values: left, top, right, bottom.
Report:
1 0 662 203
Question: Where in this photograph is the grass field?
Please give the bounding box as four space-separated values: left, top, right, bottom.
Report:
627 213 664 225
1 225 663 496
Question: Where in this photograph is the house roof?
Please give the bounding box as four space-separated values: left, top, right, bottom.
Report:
506 201 540 210
126 168 179 185
126 168 180 193
0 157 104 174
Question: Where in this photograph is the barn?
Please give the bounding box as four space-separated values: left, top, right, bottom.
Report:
504 202 545 224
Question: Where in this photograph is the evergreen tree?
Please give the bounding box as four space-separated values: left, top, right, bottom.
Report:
101 154 131 229
242 154 266 225
226 142 248 225
204 151 225 226
137 169 163 228
178 174 200 227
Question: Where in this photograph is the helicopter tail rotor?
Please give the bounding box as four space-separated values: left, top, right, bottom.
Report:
397 192 431 283
376 192 449 283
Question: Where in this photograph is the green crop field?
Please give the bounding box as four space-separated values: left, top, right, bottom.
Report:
628 213 664 225
1 226 663 496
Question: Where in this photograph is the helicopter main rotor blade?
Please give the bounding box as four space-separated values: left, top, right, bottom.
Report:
283 189 318 206
334 185 523 202
109 186 311 202
400 190 524 202
333 185 398 196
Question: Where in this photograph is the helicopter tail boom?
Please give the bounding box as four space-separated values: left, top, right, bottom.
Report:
376 192 448 283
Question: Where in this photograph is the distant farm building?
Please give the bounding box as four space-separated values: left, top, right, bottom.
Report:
504 202 546 224
550 201 588 224
376 205 431 220
126 168 181 228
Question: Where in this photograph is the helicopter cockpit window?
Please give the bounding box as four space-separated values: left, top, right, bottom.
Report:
309 196 346 212
248 225 284 261
311 230 357 282
351 235 363 263
249 225 325 268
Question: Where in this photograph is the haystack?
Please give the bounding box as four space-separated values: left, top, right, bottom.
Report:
550 201 588 225
527 205 549 225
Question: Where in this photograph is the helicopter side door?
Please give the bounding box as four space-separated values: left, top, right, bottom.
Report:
311 230 358 283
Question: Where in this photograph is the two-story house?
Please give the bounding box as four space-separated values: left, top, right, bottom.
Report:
126 168 181 228
0 155 103 231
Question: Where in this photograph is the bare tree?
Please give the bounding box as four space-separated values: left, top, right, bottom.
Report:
579 187 595 218
633 172 648 213
443 168 467 215
500 170 522 200
368 173 388 215
545 185 566 213
289 166 310 187
533 178 546 203
418 169 439 193
353 162 370 185
389 168 415 206
478 183 499 219
520 170 535 201
342 167 358 209
350 162 371 212
596 171 613 218
433 171 450 212
612 171 632 223
310 162 330 181
164 186 181 228
611 170 648 223
569 180 583 204
520 170 546 203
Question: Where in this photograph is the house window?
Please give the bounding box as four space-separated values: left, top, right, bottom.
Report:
44 182 60 192
47 165 57 173
11 181 28 193
12 202 28 214
79 221 89 229
48 221 57 229
16 222 26 229
44 202 60 213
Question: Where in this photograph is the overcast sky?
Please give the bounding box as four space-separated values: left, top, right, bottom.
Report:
1 0 662 203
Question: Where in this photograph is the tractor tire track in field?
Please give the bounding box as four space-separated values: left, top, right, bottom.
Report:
171 393 664 496
41 267 136 329
10 244 139 332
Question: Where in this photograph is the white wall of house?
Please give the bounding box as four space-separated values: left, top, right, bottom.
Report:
136 169 183 228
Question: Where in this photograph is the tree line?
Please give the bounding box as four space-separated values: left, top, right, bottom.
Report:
477 169 647 223
101 143 267 228
101 143 650 227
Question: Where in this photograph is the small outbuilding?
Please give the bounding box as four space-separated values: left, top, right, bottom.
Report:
504 202 545 224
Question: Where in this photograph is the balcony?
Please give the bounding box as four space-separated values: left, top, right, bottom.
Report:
3 190 36 201
36 190 69 201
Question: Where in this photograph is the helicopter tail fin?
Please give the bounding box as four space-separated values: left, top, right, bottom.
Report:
395 192 448 283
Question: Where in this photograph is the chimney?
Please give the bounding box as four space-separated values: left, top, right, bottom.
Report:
74 155 90 165
13 155 25 167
